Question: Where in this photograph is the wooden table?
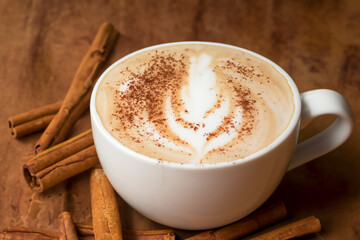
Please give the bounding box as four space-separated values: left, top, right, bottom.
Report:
1 0 359 239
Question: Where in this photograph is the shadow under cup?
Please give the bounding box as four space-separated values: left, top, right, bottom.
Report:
90 41 303 230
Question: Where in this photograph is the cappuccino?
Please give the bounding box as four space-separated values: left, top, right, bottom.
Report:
96 43 294 164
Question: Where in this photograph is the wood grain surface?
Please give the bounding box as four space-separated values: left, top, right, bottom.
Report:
1 0 359 239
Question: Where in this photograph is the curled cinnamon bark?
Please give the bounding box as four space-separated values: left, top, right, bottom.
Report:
24 129 98 193
90 168 123 240
0 227 59 240
58 212 79 240
8 84 91 140
52 89 92 146
186 200 287 240
1 226 175 240
8 101 62 138
76 224 176 240
35 22 118 153
248 216 321 240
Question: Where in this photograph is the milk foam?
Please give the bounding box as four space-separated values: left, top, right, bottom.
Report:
96 44 295 164
165 53 243 161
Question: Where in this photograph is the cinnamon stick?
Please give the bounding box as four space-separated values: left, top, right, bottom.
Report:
90 168 123 240
35 22 118 153
0 227 58 240
24 129 99 193
1 226 175 240
186 200 287 240
120 229 176 240
9 83 91 141
76 224 176 240
74 225 94 238
248 216 321 240
58 212 79 240
52 88 92 146
8 101 62 138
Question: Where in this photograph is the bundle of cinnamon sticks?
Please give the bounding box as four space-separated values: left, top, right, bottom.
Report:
35 22 118 153
1 195 321 240
6 22 322 240
23 129 98 193
8 22 118 193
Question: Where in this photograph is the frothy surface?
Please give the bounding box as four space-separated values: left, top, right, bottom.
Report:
96 44 294 164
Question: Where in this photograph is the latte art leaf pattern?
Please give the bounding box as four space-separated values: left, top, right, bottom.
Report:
165 54 246 162
96 44 294 164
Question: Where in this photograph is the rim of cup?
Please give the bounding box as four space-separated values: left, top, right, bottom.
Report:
90 41 301 169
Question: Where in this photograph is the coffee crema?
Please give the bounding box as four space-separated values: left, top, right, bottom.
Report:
96 43 294 164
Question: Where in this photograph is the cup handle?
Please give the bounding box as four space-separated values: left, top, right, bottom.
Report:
287 89 353 171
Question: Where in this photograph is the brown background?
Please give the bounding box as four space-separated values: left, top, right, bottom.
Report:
1 0 359 239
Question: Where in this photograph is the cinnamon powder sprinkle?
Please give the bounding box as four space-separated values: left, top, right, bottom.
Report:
105 50 269 162
111 51 188 144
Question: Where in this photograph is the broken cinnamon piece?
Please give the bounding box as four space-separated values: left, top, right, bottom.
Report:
90 168 123 240
0 227 59 240
247 216 321 240
58 212 79 240
186 200 287 240
8 101 62 138
23 129 99 193
35 22 119 153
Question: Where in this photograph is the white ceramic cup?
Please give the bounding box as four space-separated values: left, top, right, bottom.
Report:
90 42 353 230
